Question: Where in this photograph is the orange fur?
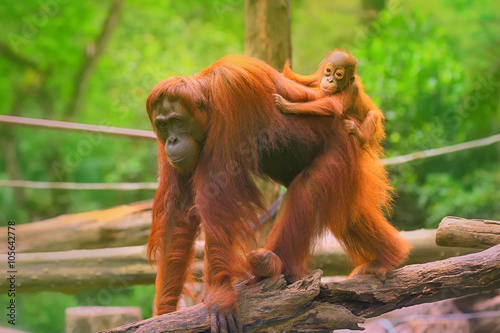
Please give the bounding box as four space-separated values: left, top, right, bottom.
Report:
146 54 409 322
282 59 319 87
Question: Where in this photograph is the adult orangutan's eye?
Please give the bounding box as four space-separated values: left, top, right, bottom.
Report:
156 120 167 129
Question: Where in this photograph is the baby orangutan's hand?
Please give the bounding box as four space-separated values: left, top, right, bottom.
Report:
343 119 365 147
343 119 357 134
273 94 292 113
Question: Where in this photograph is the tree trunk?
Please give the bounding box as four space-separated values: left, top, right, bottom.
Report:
244 0 292 213
244 0 292 70
361 0 387 25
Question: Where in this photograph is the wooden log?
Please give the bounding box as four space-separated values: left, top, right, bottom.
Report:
0 230 480 294
321 243 500 319
1 194 279 254
436 216 500 248
314 229 478 276
0 201 152 253
0 246 155 293
103 271 363 333
2 199 477 270
66 306 142 333
105 244 500 332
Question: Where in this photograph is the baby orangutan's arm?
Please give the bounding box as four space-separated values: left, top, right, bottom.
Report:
274 93 343 116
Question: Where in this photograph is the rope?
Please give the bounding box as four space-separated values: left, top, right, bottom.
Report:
1 115 499 190
383 134 500 166
0 179 158 190
0 115 156 140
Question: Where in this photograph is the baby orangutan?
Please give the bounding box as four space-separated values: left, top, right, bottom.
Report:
276 50 385 150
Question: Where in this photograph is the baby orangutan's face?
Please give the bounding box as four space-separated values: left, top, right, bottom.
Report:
320 51 357 94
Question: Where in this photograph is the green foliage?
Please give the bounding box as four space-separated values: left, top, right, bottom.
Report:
0 291 78 332
75 285 156 320
338 4 500 228
353 8 468 153
418 166 500 227
0 0 246 222
292 0 499 227
0 285 155 332
0 1 244 330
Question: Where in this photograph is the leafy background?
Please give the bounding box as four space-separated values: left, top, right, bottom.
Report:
0 0 499 331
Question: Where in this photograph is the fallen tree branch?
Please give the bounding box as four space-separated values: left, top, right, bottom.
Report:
436 216 500 249
2 202 478 277
0 201 153 253
105 244 500 332
1 230 480 293
0 246 155 294
320 243 500 319
104 271 363 332
1 227 480 293
314 228 478 275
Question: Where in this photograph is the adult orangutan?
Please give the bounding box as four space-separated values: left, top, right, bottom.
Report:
146 54 410 332
274 50 406 278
